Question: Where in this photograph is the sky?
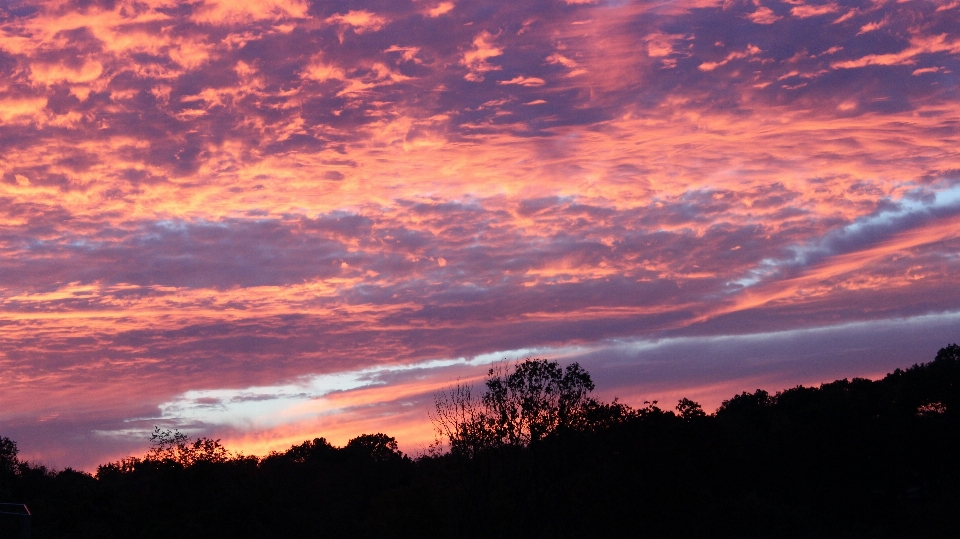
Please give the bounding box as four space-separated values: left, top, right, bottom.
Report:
1 0 959 470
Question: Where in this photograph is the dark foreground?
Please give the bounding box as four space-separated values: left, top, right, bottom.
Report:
3 345 960 538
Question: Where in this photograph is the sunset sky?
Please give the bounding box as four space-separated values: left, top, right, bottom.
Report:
1 0 959 470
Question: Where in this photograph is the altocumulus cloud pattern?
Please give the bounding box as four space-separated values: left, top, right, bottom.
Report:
1 0 960 468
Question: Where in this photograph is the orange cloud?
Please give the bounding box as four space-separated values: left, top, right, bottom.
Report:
4 0 960 471
462 31 503 81
499 76 546 86
191 0 310 25
748 6 781 25
699 44 762 71
427 2 455 17
833 33 960 69
791 3 838 19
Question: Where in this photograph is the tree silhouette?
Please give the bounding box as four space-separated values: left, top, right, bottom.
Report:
431 379 499 456
0 436 17 501
433 358 596 452
148 427 188 456
345 433 405 462
675 397 706 419
5 344 960 538
0 437 16 476
483 358 594 445
138 427 231 466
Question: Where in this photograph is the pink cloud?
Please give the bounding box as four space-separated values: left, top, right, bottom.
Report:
791 3 839 19
462 31 503 81
747 6 781 25
699 44 762 71
499 76 546 86
2 0 960 470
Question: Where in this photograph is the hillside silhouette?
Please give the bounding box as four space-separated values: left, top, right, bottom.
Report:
2 344 959 538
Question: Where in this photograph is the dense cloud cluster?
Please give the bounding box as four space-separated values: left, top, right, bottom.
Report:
1 0 960 468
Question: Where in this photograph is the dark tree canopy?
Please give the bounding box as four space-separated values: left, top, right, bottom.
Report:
675 397 706 419
0 437 17 475
481 358 595 445
2 344 960 538
432 358 597 454
344 433 404 462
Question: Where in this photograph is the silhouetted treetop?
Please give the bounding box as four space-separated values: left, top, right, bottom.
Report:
344 434 405 463
280 437 336 464
5 344 960 538
146 427 230 466
675 398 706 420
433 358 600 453
0 437 17 476
482 358 595 445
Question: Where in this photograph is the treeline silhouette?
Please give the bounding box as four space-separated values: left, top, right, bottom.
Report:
2 345 960 538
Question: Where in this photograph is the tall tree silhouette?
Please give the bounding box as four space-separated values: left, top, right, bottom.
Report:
432 358 595 451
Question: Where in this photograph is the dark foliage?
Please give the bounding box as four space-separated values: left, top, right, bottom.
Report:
3 346 960 538
431 359 596 455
